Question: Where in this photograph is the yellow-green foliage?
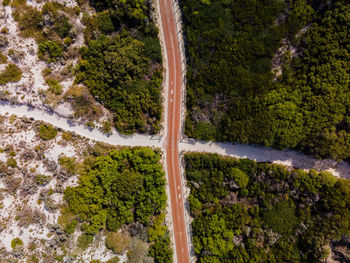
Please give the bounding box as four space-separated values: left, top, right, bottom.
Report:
105 231 131 254
38 123 57 140
148 213 167 242
64 85 102 120
58 155 77 174
0 51 7 64
6 158 17 168
12 2 44 41
185 153 350 262
35 174 51 185
38 41 63 63
45 78 63 95
64 148 166 234
77 233 93 250
11 238 23 249
0 63 22 85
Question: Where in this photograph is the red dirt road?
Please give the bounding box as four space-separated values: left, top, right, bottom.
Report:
159 0 190 262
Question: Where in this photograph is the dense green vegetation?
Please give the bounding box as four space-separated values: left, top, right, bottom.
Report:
181 0 350 160
76 34 162 134
75 0 163 134
38 123 57 140
0 63 22 85
38 41 63 63
63 147 172 262
185 153 350 262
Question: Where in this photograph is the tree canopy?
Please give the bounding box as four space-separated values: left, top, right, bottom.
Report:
181 0 350 160
185 153 350 262
63 147 172 262
76 0 163 134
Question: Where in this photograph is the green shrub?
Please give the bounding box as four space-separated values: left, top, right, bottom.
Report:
106 257 120 263
77 233 93 250
2 0 11 6
11 238 23 249
38 41 63 63
6 158 17 168
97 11 114 33
105 232 131 254
0 51 7 64
41 2 74 40
149 235 173 263
38 123 58 140
35 174 51 185
58 156 76 174
0 63 22 85
228 167 249 188
63 148 166 234
45 78 63 95
64 36 72 46
56 16 72 38
64 219 77 235
0 52 7 64
101 120 112 134
263 200 299 235
12 5 44 40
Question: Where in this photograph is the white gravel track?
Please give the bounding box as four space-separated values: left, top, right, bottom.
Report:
0 101 162 148
180 139 350 179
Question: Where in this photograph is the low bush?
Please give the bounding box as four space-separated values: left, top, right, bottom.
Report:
6 158 17 168
105 231 131 254
77 233 93 250
64 85 102 120
64 219 78 235
11 238 23 249
58 155 76 174
101 120 112 134
127 238 149 263
0 63 22 85
61 131 72 141
2 0 10 6
45 78 63 95
105 257 119 263
38 41 63 63
35 174 51 186
38 123 58 140
12 4 44 41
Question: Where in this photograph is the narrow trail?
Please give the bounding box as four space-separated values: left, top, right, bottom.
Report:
180 139 350 179
0 101 162 148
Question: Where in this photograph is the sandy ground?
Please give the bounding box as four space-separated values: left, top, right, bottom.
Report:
0 100 162 148
0 1 112 127
0 114 122 262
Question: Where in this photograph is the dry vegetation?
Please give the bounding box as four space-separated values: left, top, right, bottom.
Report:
0 113 124 262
